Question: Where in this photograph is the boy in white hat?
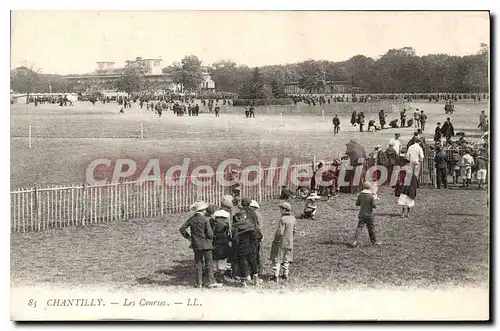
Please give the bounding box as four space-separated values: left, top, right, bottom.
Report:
210 209 232 283
179 200 223 288
351 182 381 247
300 192 320 220
270 201 296 282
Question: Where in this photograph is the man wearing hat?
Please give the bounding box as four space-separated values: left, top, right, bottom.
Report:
378 109 387 129
433 146 448 189
413 109 421 129
179 201 222 288
406 137 424 180
332 114 340 135
230 170 241 198
440 117 455 143
388 133 402 155
434 122 442 146
419 110 427 131
351 182 380 247
270 201 297 282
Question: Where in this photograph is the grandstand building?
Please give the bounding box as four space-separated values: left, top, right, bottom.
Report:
65 57 215 93
283 80 365 94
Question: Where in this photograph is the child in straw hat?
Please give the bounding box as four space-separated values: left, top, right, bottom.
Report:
270 201 296 282
179 200 223 288
300 192 321 220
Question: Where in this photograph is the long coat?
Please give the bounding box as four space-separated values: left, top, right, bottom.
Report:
231 219 257 257
440 122 455 139
210 217 231 260
270 214 296 264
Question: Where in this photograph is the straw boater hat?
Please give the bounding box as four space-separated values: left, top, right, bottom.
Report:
213 209 230 219
306 192 321 200
374 144 381 150
190 200 209 212
279 201 292 211
388 141 395 146
249 200 260 209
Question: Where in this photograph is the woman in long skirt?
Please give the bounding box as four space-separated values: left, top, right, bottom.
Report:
397 174 418 218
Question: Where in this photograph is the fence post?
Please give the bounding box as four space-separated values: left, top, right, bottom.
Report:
28 125 32 149
141 123 144 139
81 182 86 226
258 161 263 203
312 155 316 173
34 186 42 231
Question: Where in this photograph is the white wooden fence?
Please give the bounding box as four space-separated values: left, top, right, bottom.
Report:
11 162 318 233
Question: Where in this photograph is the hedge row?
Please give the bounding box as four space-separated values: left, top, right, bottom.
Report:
232 98 294 106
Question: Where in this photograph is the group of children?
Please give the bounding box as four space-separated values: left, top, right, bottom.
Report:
179 194 297 288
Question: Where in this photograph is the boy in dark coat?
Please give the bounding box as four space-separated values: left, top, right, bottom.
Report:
179 201 223 288
351 182 381 247
231 211 261 286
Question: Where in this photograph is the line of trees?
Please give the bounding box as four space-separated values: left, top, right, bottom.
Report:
11 44 489 101
208 44 488 95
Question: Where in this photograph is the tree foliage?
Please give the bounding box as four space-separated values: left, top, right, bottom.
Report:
115 57 147 95
206 44 489 94
164 55 205 92
10 66 41 102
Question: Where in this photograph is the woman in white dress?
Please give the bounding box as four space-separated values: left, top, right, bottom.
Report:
397 174 418 218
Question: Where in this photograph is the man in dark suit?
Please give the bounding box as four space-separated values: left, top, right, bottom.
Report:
440 117 455 143
179 201 223 288
434 147 448 189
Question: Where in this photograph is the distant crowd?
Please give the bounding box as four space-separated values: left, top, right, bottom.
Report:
289 92 488 106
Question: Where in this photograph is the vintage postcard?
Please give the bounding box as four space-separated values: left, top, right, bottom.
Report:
10 10 490 321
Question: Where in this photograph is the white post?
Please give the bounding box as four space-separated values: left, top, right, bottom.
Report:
140 123 144 140
280 113 284 126
322 108 325 121
28 125 32 148
226 119 229 132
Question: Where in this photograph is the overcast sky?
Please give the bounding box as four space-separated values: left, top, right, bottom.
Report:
10 11 489 75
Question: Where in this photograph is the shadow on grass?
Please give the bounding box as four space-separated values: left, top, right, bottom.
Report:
136 259 194 287
447 213 485 217
375 213 402 217
320 240 352 247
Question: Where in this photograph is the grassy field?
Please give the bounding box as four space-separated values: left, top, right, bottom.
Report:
10 99 490 291
11 186 489 290
10 100 487 188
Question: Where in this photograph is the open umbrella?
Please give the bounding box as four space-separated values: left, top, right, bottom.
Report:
345 140 367 165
